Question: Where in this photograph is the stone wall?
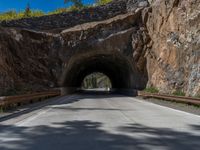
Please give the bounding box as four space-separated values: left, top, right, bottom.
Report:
0 0 127 31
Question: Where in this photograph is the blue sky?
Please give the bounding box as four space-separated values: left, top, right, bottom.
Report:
0 0 95 13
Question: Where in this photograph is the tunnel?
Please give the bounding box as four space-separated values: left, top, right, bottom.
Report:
60 52 148 95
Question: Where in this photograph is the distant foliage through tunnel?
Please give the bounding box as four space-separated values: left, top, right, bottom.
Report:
81 72 112 90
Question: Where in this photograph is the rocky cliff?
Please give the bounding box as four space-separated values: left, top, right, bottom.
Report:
143 0 200 96
0 0 199 96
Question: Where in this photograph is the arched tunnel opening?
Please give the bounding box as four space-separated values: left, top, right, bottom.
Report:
81 72 112 90
60 53 148 95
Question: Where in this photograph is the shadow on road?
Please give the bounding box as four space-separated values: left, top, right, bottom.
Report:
0 120 199 150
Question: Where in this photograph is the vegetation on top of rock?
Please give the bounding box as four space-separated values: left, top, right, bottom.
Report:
0 0 113 21
96 0 113 5
0 10 45 21
144 87 159 93
64 0 84 9
47 5 91 15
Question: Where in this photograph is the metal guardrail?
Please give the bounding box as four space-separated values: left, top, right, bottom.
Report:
0 90 60 109
138 91 200 105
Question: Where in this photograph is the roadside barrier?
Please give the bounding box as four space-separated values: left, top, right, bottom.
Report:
0 90 60 109
138 91 200 106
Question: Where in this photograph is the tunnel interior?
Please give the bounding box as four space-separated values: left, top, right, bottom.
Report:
81 72 112 89
60 53 148 94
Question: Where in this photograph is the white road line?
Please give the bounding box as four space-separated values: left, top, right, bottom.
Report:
15 95 78 126
15 107 52 126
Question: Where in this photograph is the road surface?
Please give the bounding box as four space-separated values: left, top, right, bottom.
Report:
0 93 200 150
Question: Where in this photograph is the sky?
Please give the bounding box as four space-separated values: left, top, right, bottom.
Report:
0 0 95 13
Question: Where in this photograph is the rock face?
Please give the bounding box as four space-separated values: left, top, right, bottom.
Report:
144 0 200 96
0 0 199 96
127 0 149 12
0 27 62 94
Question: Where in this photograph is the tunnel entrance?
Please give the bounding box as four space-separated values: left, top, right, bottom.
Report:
81 72 112 91
60 52 148 95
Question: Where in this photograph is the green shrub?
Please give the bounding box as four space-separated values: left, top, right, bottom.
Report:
48 8 69 15
144 87 159 93
0 11 18 21
97 0 112 5
172 90 185 96
195 94 200 98
64 0 84 9
29 10 44 17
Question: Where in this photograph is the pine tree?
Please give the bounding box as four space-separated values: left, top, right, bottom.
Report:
24 3 31 17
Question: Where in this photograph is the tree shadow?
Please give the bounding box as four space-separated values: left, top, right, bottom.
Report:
0 120 200 150
118 123 200 150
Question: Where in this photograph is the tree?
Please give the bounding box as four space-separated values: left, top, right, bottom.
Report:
64 0 84 9
24 3 31 17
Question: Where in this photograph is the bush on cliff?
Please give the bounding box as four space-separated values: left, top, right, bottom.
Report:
97 0 113 5
172 90 186 96
144 87 159 93
64 0 84 9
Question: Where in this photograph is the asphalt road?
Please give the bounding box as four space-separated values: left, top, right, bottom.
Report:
0 93 200 150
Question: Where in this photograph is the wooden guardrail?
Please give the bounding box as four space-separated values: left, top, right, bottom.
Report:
0 90 61 109
138 91 200 105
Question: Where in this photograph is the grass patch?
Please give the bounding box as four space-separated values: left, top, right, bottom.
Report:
47 5 90 15
144 87 159 93
0 10 45 21
195 94 200 98
96 0 113 5
172 90 185 96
